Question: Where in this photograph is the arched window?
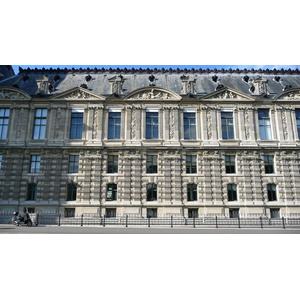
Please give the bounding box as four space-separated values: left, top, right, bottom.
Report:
107 183 117 201
147 183 157 201
67 183 77 201
187 183 197 201
227 184 237 201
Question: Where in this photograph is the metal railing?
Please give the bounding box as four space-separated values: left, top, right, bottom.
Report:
1 212 300 229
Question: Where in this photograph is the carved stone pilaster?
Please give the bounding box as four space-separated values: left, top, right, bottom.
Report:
169 109 175 139
92 109 99 139
245 110 250 140
54 107 62 139
282 110 288 140
131 108 137 139
207 110 212 139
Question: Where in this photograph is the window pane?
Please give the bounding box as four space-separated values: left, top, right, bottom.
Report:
0 109 10 139
70 113 83 139
221 112 234 139
227 184 237 201
264 155 274 174
184 113 196 140
186 155 197 174
267 184 277 201
108 112 121 139
187 184 197 201
30 155 41 173
258 109 271 140
146 112 159 139
33 109 47 139
68 155 79 173
147 183 157 201
147 155 158 173
107 155 118 173
296 110 300 139
225 156 235 174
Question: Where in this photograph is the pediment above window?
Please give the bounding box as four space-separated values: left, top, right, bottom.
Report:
126 87 181 101
50 87 105 100
275 88 300 100
201 88 254 100
0 87 31 100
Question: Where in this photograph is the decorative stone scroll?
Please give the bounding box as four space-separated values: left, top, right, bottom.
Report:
0 89 30 100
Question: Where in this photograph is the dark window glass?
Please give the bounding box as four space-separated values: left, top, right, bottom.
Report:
270 208 280 219
0 108 10 139
221 112 234 139
147 208 157 218
146 112 159 139
229 208 239 218
27 183 37 201
33 109 47 139
108 112 121 139
186 155 197 174
258 109 271 140
295 109 300 139
106 183 117 201
146 155 158 173
227 184 237 201
225 155 235 174
188 208 198 218
0 154 3 170
267 184 277 201
68 155 79 173
184 112 196 140
67 183 77 201
106 208 116 218
70 112 83 139
65 208 75 217
29 155 41 173
107 155 118 173
187 183 197 201
147 183 157 201
264 155 274 174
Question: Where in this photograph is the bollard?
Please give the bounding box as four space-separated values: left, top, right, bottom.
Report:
216 216 218 228
171 215 173 228
81 214 83 226
260 216 263 229
282 217 285 229
237 216 241 228
58 214 61 226
103 216 105 227
126 215 128 227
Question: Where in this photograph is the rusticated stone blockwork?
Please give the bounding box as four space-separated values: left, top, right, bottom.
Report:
1 66 300 218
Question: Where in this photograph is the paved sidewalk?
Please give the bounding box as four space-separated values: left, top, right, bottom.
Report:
1 224 300 234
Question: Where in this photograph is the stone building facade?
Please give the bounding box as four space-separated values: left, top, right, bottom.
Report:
1 66 300 218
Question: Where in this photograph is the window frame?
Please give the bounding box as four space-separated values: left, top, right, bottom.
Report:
69 111 84 139
225 155 236 174
29 155 41 174
106 183 118 201
227 184 237 201
264 155 274 174
67 183 77 201
68 155 79 174
267 183 277 201
295 109 300 139
146 155 158 174
26 183 37 201
183 111 196 140
0 108 10 140
221 111 234 140
108 111 121 140
258 109 272 140
33 108 47 140
187 183 197 201
147 183 157 201
107 155 118 174
186 155 197 174
147 208 158 218
106 208 116 218
146 110 159 139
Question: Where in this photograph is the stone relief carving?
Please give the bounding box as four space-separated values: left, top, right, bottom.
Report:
217 90 238 99
54 108 62 139
92 109 98 139
282 110 288 140
180 75 197 94
58 90 103 100
128 89 175 100
169 109 175 139
131 109 137 139
244 110 250 140
108 75 124 94
207 110 212 139
278 91 300 100
0 90 28 100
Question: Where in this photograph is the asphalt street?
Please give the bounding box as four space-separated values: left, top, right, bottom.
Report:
0 224 300 234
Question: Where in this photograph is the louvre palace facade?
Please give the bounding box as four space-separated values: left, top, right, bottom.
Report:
1 65 300 218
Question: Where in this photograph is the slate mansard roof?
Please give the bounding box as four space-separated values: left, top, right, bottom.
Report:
1 67 300 98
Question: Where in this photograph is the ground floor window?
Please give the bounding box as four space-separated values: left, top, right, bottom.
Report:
270 208 280 219
27 207 35 213
147 208 157 218
188 208 198 218
106 208 116 218
65 208 75 217
229 208 239 218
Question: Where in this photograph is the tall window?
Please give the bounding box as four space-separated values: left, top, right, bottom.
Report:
70 111 83 139
68 155 79 173
267 184 277 201
67 183 77 201
187 183 197 201
146 155 158 174
184 112 196 140
227 184 237 201
221 111 234 139
29 155 41 173
186 155 197 174
27 183 37 201
264 155 274 174
0 108 10 139
146 111 159 139
33 109 47 139
106 183 117 201
225 155 236 174
147 183 157 201
295 109 300 139
108 111 121 139
258 109 272 140
107 155 118 173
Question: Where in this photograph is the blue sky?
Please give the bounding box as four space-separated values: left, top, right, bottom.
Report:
12 65 300 74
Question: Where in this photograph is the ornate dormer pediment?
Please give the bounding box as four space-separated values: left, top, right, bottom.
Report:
126 87 181 101
201 88 254 100
275 88 300 100
0 87 31 100
50 87 105 100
